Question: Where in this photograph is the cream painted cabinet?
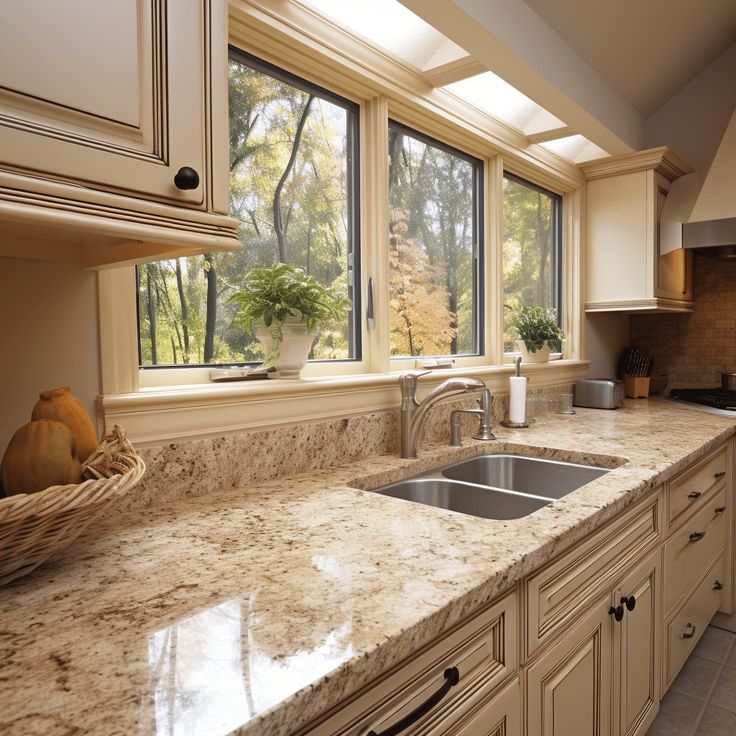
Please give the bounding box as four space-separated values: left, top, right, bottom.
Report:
527 594 613 736
449 679 521 736
0 0 239 267
582 147 693 313
613 550 660 736
526 549 660 736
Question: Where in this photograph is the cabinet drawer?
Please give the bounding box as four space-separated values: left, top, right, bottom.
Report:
526 496 660 656
307 591 517 736
665 555 724 686
664 488 727 612
444 678 521 736
668 446 727 529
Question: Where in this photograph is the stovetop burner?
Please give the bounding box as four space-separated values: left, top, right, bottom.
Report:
670 387 736 412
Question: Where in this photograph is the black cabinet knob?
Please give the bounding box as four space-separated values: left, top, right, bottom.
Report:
621 595 636 612
174 166 200 190
609 604 624 622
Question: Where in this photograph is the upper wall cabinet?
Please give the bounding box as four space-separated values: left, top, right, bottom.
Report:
582 148 693 313
0 0 239 268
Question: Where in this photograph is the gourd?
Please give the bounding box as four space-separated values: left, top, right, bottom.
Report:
0 420 81 495
31 387 98 463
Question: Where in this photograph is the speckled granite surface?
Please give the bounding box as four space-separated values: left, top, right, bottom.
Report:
0 399 733 736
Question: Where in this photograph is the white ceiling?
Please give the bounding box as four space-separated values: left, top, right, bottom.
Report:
523 0 736 117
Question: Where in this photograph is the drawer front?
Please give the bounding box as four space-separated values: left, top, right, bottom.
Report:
668 445 727 528
444 678 521 736
665 555 724 686
307 591 517 736
526 497 660 656
664 488 727 612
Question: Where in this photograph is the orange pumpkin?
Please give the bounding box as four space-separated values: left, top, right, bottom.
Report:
0 420 81 495
32 386 98 463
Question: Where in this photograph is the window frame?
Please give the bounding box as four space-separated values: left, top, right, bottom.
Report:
96 3 588 438
136 47 363 373
501 170 564 359
386 119 485 364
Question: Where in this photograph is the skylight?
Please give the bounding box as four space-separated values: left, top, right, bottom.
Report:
443 72 565 135
540 134 608 164
301 0 467 70
301 0 612 165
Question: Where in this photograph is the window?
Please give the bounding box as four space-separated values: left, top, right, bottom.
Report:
502 173 562 352
387 122 483 358
137 49 360 367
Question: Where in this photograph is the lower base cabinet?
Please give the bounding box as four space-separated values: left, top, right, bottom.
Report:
448 679 521 736
614 550 660 736
526 549 660 736
527 593 613 736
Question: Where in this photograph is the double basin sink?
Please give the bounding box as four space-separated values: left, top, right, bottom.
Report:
369 454 610 520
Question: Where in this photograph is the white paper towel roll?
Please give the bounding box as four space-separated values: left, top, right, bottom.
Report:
509 376 527 424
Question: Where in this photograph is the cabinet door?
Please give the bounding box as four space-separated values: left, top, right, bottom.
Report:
527 596 612 736
613 550 660 736
450 679 521 736
0 0 210 206
655 179 692 300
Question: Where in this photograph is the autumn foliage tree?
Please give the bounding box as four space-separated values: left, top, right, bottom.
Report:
389 210 455 356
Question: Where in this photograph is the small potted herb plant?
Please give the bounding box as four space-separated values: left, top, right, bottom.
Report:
229 264 350 379
511 306 564 363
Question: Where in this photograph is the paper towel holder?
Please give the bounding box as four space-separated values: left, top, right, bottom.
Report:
501 357 530 428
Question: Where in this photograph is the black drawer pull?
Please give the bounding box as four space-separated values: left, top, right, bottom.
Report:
688 491 702 500
366 667 460 736
715 471 726 479
714 580 724 591
715 506 726 514
609 604 624 622
681 623 696 639
689 531 706 542
621 595 636 612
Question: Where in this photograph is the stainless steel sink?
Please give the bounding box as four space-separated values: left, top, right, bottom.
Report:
441 455 609 500
373 478 551 520
367 454 610 520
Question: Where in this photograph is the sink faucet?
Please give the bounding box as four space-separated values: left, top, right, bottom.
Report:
398 371 495 459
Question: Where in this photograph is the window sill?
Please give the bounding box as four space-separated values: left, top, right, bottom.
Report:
99 360 589 446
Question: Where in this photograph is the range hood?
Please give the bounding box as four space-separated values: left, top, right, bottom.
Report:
661 107 736 256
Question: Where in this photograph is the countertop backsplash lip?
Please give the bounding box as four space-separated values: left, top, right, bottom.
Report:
1 397 735 736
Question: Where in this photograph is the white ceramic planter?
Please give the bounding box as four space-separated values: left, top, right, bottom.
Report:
516 340 551 364
256 318 317 379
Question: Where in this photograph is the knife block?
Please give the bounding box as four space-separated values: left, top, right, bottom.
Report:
623 374 650 398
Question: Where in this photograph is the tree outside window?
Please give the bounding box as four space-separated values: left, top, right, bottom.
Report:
502 173 562 352
387 123 482 358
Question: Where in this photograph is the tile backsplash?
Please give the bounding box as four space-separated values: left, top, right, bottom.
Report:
631 252 736 389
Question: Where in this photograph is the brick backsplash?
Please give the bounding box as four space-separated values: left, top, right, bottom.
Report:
630 252 736 389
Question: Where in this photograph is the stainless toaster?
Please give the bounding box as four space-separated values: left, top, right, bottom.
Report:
574 378 624 409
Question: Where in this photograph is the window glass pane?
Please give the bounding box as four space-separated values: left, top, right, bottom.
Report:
502 174 561 351
137 52 359 367
388 123 481 357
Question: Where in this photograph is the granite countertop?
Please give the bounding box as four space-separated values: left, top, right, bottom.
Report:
1 400 734 736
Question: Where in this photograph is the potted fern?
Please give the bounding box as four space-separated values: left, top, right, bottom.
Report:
229 264 350 379
511 306 564 363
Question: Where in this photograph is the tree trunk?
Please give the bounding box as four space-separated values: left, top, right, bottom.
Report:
273 95 314 262
174 259 190 361
203 253 217 363
145 263 158 365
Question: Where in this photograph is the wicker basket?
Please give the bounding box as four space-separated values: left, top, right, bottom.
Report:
0 425 145 586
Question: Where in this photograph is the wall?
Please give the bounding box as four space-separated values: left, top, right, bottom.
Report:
0 258 100 455
584 312 630 377
630 252 736 389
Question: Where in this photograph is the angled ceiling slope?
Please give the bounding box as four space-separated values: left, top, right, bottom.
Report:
524 0 736 117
